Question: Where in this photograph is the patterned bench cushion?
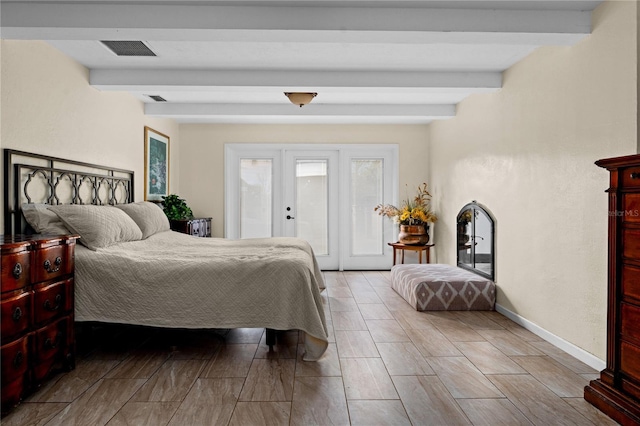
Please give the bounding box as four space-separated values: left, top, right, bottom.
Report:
391 264 495 311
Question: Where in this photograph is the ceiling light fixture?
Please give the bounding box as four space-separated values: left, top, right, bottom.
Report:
284 92 317 107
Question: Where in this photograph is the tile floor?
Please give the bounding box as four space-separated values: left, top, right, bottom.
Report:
3 271 618 425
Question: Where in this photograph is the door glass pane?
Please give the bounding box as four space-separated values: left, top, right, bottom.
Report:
296 160 328 255
351 159 383 255
474 210 493 277
240 159 272 238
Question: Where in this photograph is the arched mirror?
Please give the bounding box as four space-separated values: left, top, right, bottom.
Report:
457 201 495 280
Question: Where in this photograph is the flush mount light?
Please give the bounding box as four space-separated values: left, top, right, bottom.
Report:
284 92 317 107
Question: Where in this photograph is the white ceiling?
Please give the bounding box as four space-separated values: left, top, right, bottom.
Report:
1 0 603 124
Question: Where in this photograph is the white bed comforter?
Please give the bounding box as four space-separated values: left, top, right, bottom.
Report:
74 231 328 360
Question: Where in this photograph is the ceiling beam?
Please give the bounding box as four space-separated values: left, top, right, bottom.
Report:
145 103 456 118
2 2 591 45
91 69 502 91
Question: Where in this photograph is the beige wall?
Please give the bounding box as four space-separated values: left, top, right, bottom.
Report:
0 40 180 233
178 124 430 238
428 0 637 360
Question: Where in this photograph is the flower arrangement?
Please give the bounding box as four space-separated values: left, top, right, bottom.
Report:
374 182 437 226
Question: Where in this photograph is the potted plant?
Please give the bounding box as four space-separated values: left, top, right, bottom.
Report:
161 194 193 221
374 182 437 245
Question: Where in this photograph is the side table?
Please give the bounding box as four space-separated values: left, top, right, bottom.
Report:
388 242 434 265
170 218 212 238
1 234 79 415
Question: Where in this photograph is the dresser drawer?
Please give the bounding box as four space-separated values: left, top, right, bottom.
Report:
623 265 640 302
34 317 68 364
33 317 70 382
32 244 73 283
193 219 211 237
202 219 211 237
190 220 201 236
1 336 29 386
622 194 640 223
1 291 33 343
621 341 640 380
621 165 640 188
621 303 640 343
1 374 26 414
1 251 31 293
33 280 71 326
623 228 640 260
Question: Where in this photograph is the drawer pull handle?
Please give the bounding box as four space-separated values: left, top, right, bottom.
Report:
43 294 62 311
12 263 23 279
12 306 23 322
44 334 62 350
13 351 24 368
43 256 62 273
631 172 640 180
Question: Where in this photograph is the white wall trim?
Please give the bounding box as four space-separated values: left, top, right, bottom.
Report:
495 303 606 372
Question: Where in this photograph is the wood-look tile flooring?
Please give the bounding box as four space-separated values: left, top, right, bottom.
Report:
3 271 617 426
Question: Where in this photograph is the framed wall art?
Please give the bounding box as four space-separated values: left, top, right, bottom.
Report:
144 126 170 201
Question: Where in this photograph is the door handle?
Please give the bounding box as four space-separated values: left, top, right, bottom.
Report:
286 215 295 220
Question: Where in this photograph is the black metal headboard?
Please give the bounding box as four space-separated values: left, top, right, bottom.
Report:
3 149 135 235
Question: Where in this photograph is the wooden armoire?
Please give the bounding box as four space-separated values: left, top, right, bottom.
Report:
584 154 640 425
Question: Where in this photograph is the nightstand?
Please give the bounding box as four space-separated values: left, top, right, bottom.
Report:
170 218 212 237
1 234 79 415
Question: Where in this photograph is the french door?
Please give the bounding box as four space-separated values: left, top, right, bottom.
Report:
283 150 340 269
225 144 398 270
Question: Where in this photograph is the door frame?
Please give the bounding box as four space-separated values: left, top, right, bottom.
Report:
224 143 399 270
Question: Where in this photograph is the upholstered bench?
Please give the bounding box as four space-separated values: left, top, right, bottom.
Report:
390 264 495 311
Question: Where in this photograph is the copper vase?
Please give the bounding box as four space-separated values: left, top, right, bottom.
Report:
398 224 429 245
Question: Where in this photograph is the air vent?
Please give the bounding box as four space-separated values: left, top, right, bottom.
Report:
101 41 156 57
147 95 167 102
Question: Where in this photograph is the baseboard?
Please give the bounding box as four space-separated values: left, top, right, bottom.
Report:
495 303 606 372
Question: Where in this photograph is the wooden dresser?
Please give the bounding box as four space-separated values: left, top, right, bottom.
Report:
584 154 640 424
1 234 79 415
170 217 212 237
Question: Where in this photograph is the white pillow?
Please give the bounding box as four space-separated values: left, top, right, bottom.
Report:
48 205 143 250
21 203 70 235
115 201 170 239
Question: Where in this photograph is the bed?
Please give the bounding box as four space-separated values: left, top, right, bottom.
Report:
3 149 328 361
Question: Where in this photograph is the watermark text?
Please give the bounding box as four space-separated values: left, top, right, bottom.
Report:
609 210 640 217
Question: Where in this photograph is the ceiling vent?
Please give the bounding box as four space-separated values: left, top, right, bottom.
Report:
147 95 167 102
101 41 156 57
